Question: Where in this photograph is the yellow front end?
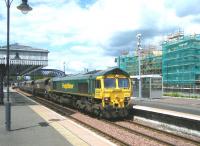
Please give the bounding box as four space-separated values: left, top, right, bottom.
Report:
95 74 132 109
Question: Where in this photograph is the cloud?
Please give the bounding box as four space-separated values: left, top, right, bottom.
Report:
0 0 200 73
30 0 68 7
165 0 200 17
102 26 177 56
47 46 116 74
193 16 200 23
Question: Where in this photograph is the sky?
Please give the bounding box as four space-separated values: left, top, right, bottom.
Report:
0 0 200 74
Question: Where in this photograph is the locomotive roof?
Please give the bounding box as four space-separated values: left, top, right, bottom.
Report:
52 67 129 81
34 78 50 83
94 67 129 77
25 80 34 84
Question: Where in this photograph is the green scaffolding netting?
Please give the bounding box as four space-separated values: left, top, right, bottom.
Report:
116 53 162 76
162 34 200 85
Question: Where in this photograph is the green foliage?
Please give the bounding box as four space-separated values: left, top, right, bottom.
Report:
163 92 200 99
163 92 180 97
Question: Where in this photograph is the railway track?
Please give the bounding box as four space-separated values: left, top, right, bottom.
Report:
113 120 200 146
18 90 200 146
123 120 200 145
107 120 174 146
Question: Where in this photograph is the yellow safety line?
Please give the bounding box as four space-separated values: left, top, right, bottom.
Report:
29 105 89 146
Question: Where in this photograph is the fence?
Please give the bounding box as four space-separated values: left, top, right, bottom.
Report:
131 75 162 98
163 85 200 98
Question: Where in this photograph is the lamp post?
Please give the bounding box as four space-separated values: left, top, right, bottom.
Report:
5 0 32 131
63 61 66 74
136 33 142 98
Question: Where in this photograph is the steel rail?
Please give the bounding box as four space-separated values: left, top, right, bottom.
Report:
105 120 172 146
124 120 200 145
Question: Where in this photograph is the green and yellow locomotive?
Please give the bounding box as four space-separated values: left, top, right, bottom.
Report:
20 67 132 119
48 67 132 119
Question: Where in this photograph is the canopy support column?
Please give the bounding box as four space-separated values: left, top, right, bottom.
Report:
0 65 6 105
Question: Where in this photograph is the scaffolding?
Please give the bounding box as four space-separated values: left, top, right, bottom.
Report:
162 32 200 96
116 32 200 97
116 47 162 76
117 55 138 75
116 47 162 98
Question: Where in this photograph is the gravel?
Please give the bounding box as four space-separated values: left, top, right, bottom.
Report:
71 113 165 146
115 121 198 146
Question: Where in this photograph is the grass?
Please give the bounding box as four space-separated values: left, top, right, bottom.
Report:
163 92 200 99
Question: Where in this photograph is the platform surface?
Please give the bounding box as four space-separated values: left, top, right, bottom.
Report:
0 88 116 146
0 97 73 146
131 96 200 120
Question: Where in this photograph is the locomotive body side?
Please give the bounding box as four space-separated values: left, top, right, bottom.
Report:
20 80 34 94
50 75 93 97
34 78 50 97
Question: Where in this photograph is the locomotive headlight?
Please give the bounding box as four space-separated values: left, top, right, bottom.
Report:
104 97 110 105
104 97 110 101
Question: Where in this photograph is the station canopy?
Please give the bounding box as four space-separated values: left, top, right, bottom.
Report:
27 69 66 78
0 43 49 76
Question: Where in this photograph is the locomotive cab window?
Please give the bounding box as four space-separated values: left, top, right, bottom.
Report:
104 78 116 88
95 80 101 88
118 78 129 88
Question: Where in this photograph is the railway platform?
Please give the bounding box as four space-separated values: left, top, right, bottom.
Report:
130 97 200 132
0 88 116 146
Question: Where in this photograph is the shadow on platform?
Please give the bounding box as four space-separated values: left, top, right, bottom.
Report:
11 121 50 132
4 92 37 106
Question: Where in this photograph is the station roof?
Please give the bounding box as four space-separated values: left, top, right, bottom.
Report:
0 43 49 76
28 69 66 78
0 43 49 53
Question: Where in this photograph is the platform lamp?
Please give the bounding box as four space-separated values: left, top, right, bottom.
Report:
5 0 32 131
136 33 142 98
